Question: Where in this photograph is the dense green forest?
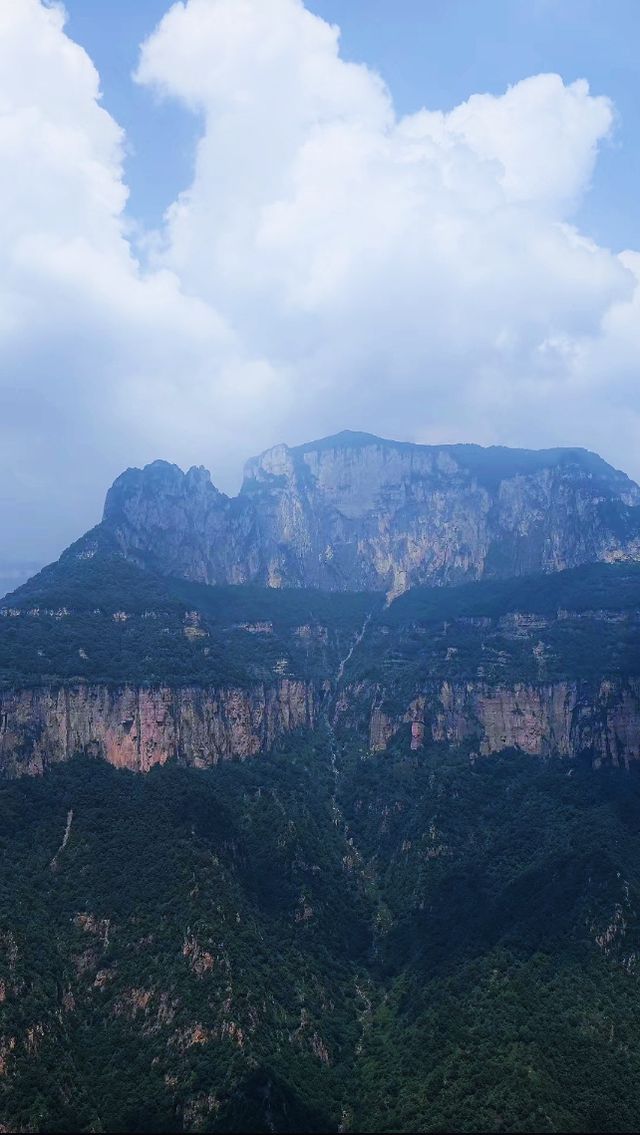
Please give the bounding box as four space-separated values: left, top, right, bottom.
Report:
2 734 640 1132
345 562 640 705
3 555 640 1130
2 554 640 694
0 552 378 689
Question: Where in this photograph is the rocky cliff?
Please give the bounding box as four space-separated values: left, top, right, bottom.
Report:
2 556 640 776
330 562 640 768
3 671 639 777
98 431 640 594
0 679 316 777
3 438 640 777
354 678 640 768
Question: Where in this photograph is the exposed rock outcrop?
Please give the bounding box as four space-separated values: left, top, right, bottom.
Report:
98 432 640 593
0 680 316 776
357 678 640 767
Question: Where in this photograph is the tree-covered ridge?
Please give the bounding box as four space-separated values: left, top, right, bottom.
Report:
0 552 379 689
3 556 640 693
3 738 640 1131
343 738 640 1132
384 562 640 622
344 562 640 698
0 737 367 1132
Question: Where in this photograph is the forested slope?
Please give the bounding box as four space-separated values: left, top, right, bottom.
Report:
3 735 640 1131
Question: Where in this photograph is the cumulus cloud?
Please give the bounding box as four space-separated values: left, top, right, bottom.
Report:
1 0 640 573
136 0 637 455
0 0 290 561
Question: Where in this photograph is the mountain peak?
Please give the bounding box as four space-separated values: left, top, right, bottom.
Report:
294 429 393 452
253 431 637 493
84 433 640 593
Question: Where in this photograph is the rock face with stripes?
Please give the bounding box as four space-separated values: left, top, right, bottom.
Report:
0 681 316 776
97 431 640 594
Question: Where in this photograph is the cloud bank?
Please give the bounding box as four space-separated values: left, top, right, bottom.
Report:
2 0 640 569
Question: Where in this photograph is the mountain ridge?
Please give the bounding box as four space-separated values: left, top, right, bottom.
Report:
3 431 640 779
84 431 640 595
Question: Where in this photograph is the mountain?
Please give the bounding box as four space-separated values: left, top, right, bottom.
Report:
97 431 640 594
2 549 640 776
3 436 640 1130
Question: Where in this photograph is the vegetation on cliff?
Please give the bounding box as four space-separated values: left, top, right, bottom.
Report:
344 563 640 704
0 553 378 689
3 555 640 695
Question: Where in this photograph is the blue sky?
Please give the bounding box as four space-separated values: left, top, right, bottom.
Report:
2 0 640 581
64 0 640 249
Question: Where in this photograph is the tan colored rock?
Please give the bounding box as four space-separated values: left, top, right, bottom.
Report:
178 1024 211 1048
113 987 153 1020
410 722 425 751
369 705 395 752
0 680 316 776
183 935 215 978
350 678 640 767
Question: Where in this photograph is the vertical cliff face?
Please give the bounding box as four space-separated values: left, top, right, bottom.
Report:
0 681 316 777
6 675 637 777
99 432 640 593
355 679 640 768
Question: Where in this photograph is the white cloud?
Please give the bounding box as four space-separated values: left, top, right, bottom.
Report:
442 74 612 209
136 0 637 456
1 0 640 571
0 0 286 560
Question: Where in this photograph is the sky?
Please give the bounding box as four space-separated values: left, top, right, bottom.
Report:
2 0 640 589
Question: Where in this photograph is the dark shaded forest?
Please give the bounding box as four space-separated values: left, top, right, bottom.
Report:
2 735 640 1132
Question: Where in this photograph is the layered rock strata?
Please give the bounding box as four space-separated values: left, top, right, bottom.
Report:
97 432 640 593
0 680 316 776
359 679 640 767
